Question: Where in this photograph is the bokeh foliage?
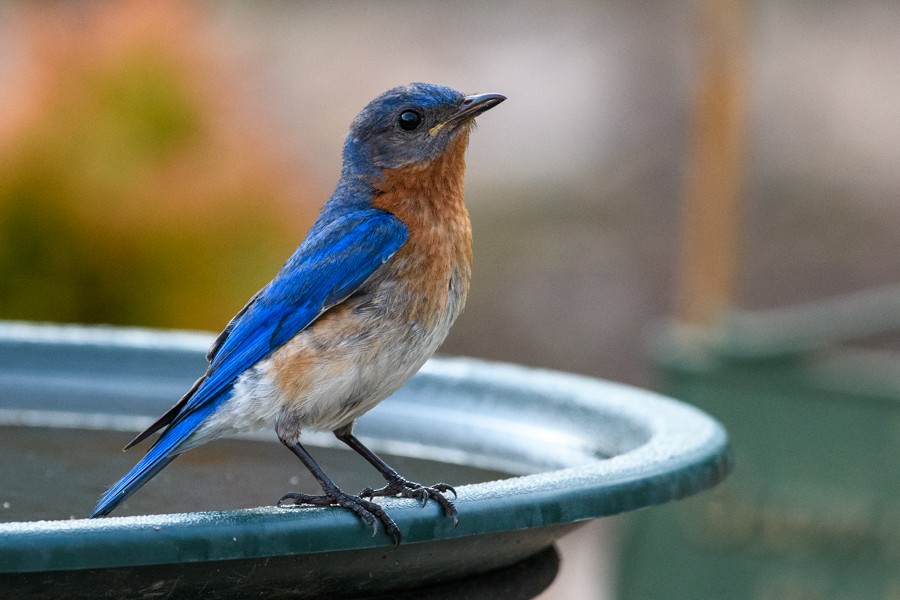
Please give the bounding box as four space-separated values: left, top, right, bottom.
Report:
0 6 316 331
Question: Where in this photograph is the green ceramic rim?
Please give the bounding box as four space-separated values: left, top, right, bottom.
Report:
0 322 731 573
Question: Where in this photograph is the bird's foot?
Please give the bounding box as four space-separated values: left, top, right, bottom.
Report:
360 477 459 526
277 490 401 545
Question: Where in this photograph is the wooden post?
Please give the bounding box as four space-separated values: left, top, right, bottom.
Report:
675 0 747 325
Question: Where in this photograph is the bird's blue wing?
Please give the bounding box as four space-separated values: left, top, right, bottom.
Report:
195 208 408 413
89 208 407 518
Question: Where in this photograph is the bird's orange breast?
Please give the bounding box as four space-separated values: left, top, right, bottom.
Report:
371 131 473 325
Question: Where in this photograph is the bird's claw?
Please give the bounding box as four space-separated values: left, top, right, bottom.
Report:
360 478 459 526
277 492 337 507
277 490 401 545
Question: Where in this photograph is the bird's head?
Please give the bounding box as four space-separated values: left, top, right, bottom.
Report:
341 83 505 181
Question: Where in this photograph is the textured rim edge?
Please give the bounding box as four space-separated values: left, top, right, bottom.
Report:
0 323 731 572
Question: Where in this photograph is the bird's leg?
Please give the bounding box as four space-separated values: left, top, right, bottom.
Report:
333 424 459 526
276 436 401 545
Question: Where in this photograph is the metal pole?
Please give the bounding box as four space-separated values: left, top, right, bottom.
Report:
675 0 747 326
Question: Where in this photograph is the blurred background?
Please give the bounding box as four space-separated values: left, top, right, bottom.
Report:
1 1 898 598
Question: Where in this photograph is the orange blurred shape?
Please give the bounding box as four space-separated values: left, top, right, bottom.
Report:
0 1 323 330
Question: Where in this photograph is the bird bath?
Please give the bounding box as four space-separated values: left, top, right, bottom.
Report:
0 322 730 598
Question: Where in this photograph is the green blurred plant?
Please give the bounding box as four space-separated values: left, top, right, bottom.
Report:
0 45 313 330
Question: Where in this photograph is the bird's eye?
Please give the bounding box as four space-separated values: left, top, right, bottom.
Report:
398 110 422 131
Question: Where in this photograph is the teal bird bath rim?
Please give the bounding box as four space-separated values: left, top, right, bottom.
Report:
0 322 730 597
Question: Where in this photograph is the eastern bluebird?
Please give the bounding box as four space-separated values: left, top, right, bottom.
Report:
89 83 505 544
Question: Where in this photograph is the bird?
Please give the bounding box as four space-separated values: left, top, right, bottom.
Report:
89 83 505 545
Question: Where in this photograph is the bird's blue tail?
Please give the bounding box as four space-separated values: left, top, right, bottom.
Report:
89 402 219 518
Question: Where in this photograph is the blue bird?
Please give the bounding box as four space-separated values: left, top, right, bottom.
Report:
89 83 505 544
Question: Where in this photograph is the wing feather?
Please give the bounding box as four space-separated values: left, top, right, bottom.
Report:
127 208 407 449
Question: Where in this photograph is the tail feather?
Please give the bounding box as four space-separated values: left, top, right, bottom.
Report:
89 402 219 518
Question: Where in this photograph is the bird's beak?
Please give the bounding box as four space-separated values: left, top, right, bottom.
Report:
429 92 506 136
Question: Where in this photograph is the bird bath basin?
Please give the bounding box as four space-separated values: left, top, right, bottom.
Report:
0 322 730 598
